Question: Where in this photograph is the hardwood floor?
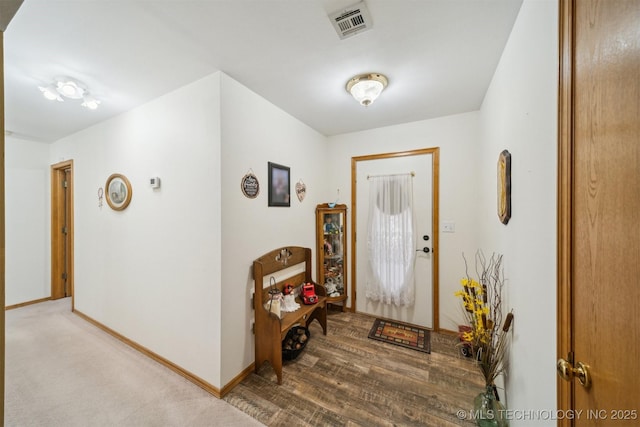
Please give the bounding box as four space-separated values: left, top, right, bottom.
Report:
224 310 486 426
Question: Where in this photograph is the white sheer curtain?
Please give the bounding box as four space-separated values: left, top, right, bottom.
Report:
365 173 416 306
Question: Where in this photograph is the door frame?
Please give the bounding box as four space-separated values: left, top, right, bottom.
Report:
50 159 74 306
0 29 5 422
351 147 440 331
557 0 573 421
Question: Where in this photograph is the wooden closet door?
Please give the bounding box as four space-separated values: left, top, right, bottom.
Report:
558 0 640 425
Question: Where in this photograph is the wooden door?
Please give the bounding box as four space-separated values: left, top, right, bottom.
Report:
51 160 74 301
558 0 640 425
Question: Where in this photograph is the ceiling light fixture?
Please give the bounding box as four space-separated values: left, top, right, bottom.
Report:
38 76 100 110
346 73 388 106
57 79 84 99
38 84 63 102
81 95 101 110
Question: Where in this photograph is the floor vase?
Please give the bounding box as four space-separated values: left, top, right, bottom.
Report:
473 384 508 427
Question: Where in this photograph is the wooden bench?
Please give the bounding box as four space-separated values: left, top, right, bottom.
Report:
253 246 327 384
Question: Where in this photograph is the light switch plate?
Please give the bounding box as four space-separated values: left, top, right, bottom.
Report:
442 221 455 233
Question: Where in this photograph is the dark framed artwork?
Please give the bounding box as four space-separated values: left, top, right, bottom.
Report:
497 150 511 224
268 162 290 207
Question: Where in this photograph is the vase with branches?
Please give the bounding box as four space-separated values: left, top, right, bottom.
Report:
455 251 513 427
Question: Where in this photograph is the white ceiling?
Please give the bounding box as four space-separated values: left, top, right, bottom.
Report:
4 0 523 143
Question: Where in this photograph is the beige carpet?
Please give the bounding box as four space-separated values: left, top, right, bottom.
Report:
5 298 264 427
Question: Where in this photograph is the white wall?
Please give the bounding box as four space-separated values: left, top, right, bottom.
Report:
6 2 559 404
218 74 328 385
326 112 482 331
325 1 559 422
478 0 558 422
5 136 50 306
50 73 224 387
43 71 329 390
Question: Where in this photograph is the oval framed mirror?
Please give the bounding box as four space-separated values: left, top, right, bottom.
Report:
105 173 132 211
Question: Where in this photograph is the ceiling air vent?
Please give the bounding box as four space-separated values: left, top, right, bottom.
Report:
329 1 373 40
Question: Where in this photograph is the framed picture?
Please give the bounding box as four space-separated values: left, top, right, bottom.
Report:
497 150 511 224
268 162 290 207
105 173 132 211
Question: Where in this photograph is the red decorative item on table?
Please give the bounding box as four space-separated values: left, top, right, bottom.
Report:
301 283 318 305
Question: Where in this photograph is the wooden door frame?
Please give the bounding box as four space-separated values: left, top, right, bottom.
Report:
0 30 5 422
350 147 440 331
2 4 27 419
557 0 574 423
50 160 74 307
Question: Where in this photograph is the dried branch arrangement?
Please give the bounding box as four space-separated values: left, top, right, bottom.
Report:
456 251 514 385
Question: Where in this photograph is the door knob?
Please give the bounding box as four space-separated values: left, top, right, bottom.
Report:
557 358 591 388
416 247 430 253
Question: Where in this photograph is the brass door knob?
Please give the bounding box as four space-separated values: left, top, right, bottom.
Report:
557 358 591 388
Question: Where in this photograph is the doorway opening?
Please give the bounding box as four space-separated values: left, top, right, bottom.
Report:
50 160 74 306
351 148 440 331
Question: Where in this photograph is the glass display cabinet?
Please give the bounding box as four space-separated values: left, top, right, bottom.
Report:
315 203 347 311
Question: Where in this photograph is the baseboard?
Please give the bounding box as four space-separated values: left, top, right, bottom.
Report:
220 363 255 397
5 297 51 310
352 309 436 331
348 309 459 335
438 328 459 336
73 309 224 398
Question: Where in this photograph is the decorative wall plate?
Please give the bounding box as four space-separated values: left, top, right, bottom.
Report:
241 170 260 199
105 173 132 211
295 180 307 202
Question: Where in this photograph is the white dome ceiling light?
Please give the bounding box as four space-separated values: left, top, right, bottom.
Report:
346 73 388 107
38 76 101 110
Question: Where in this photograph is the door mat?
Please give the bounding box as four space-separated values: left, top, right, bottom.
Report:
368 318 430 354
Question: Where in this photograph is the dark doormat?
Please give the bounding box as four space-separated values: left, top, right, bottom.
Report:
368 318 431 354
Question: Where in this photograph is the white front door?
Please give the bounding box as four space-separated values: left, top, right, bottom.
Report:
354 151 435 328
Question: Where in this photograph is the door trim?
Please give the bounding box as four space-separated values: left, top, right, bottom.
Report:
557 0 573 423
351 147 440 331
1 30 5 422
50 159 74 308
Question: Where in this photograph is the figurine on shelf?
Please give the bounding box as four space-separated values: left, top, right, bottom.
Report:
324 216 340 234
301 282 318 305
324 238 333 255
281 292 300 312
324 277 342 297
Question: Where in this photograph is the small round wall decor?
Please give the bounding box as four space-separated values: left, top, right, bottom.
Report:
241 169 260 199
105 173 132 211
